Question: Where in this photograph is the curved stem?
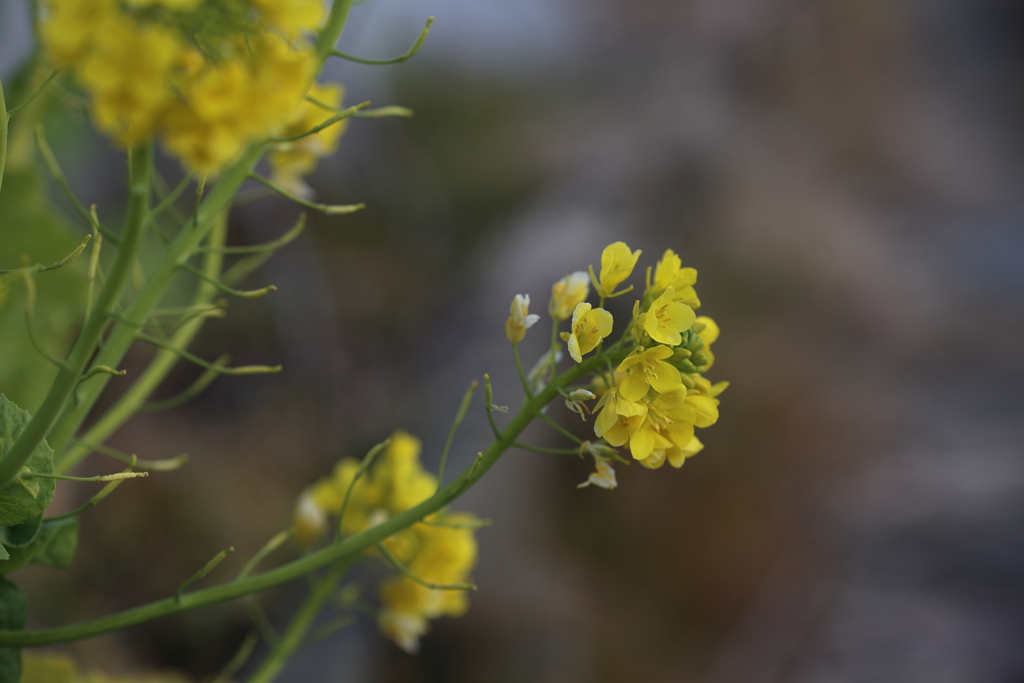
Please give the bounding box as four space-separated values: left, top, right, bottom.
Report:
0 353 603 646
54 214 228 473
50 144 265 467
0 142 152 489
246 560 351 683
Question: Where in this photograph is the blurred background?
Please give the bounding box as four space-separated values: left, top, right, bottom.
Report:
3 0 1024 681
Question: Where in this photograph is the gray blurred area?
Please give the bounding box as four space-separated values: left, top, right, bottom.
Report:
3 0 1024 681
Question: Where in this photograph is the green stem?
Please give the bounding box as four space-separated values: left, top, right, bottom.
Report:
0 353 603 646
51 0 357 466
0 143 152 489
512 344 532 398
55 214 229 473
437 380 478 489
0 77 7 196
246 560 351 683
49 143 265 468
315 0 355 63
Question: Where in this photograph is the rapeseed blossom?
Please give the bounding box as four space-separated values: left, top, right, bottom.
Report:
291 431 479 653
549 271 590 321
593 241 641 298
40 0 330 173
560 302 613 362
505 294 540 343
515 241 727 478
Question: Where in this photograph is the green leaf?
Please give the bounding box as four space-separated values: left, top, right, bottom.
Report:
0 514 42 549
0 395 56 526
0 544 7 562
33 518 78 570
0 576 26 682
0 518 78 574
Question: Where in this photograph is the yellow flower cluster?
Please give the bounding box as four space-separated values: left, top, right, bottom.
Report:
531 242 728 478
291 431 480 653
40 0 343 174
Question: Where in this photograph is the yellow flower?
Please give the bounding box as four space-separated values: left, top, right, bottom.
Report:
577 451 617 490
505 294 540 343
650 250 696 292
378 607 429 654
616 345 682 401
594 386 647 446
251 0 326 35
667 434 704 468
625 387 697 462
694 315 719 369
549 271 590 321
593 241 642 298
560 302 613 362
642 287 696 346
377 512 479 653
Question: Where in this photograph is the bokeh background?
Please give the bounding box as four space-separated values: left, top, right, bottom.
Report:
3 0 1024 681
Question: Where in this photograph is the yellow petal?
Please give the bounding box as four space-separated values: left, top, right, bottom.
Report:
686 395 719 428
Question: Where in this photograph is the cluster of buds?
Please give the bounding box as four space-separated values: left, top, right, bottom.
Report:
40 0 343 175
292 432 480 653
506 241 728 485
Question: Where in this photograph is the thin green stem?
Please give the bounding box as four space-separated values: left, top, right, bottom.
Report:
5 69 59 118
246 560 351 683
69 438 189 473
0 143 152 489
330 17 433 65
437 380 478 490
269 101 370 142
135 333 282 376
35 124 117 243
19 471 146 483
45 456 137 522
49 143 266 466
177 547 234 602
247 173 364 215
211 632 259 683
512 343 532 398
238 531 291 581
0 353 604 647
0 77 7 195
335 439 390 541
377 543 475 591
197 214 305 254
138 354 228 413
179 262 277 298
538 412 583 445
512 442 579 456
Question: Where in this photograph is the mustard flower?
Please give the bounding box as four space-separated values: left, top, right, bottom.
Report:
643 286 696 346
593 241 641 298
694 315 719 369
649 249 697 295
624 387 698 463
593 386 647 446
616 345 683 401
549 271 590 321
505 294 540 343
564 388 597 420
578 453 617 490
560 302 613 362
